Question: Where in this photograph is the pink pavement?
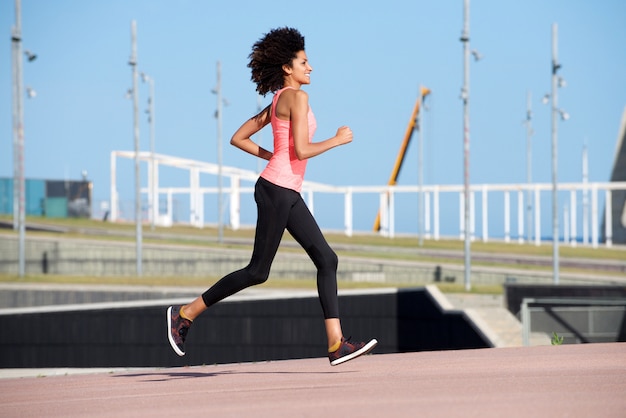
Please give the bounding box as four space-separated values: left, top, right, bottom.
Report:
1 343 625 417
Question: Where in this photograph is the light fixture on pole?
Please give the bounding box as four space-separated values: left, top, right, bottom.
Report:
141 72 157 231
25 86 36 98
24 49 36 62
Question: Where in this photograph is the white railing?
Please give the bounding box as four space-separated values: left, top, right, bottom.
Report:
110 151 626 248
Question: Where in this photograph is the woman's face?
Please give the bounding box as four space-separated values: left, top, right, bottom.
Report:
286 50 312 85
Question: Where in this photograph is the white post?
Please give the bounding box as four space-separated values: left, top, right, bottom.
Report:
344 188 353 237
605 189 612 247
389 188 395 239
518 190 524 243
379 192 388 237
167 191 173 225
189 167 199 227
153 160 159 225
110 152 117 221
504 191 510 243
570 190 577 246
591 184 598 248
564 204 569 245
434 187 440 240
482 185 488 242
425 192 431 239
534 187 541 246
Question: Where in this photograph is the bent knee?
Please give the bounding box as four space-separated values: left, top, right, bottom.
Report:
246 269 270 286
314 247 338 271
326 250 338 270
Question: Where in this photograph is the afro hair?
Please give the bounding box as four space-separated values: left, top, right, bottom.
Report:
247 27 305 96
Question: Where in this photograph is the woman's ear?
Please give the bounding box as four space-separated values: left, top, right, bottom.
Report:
282 64 292 75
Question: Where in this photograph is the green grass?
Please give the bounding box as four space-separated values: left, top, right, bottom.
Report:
1 214 623 293
0 272 505 295
3 214 624 258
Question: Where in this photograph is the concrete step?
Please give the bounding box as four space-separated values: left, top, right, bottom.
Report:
444 293 551 347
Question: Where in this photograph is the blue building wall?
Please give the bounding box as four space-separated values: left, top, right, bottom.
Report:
0 177 90 218
0 178 11 214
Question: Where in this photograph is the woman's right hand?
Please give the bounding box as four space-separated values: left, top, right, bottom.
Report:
335 126 353 146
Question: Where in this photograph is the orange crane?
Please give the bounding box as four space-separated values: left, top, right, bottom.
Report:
373 86 431 232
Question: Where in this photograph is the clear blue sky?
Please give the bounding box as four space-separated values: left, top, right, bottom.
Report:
2 1 625 236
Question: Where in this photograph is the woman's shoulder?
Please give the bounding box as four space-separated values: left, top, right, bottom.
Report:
275 87 308 118
278 87 308 101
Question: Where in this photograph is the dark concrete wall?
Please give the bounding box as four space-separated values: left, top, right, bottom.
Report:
0 288 488 368
504 284 626 343
505 284 626 316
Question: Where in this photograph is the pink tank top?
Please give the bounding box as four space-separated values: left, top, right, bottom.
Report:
260 87 317 192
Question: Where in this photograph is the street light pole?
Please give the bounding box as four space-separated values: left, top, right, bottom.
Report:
525 91 533 243
130 20 142 276
550 23 560 285
11 0 26 277
142 72 157 231
460 0 471 291
214 61 224 244
582 140 589 244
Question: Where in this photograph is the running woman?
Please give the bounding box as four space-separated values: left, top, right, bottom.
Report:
167 27 377 366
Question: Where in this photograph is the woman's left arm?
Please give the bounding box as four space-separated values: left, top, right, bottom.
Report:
291 91 352 160
230 105 273 160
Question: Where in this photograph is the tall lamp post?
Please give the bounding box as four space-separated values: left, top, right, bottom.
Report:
141 72 157 231
460 0 481 291
212 61 225 244
11 0 26 276
523 91 534 243
129 20 142 276
547 23 568 285
11 0 36 277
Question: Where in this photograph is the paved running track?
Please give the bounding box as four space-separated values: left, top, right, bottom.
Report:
1 343 625 417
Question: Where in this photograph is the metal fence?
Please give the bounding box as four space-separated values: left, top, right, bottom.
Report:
109 151 626 247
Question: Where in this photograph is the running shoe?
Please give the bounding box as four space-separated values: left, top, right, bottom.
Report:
167 306 192 356
328 337 378 366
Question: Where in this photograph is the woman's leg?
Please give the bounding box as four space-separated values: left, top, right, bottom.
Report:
182 178 295 320
285 196 343 349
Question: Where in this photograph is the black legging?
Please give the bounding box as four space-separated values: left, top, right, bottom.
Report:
202 176 339 319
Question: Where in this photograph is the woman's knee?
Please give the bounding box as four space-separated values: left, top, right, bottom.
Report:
326 249 338 270
246 267 270 286
310 245 337 272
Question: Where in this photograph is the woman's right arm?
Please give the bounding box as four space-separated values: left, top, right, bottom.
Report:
230 105 273 160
